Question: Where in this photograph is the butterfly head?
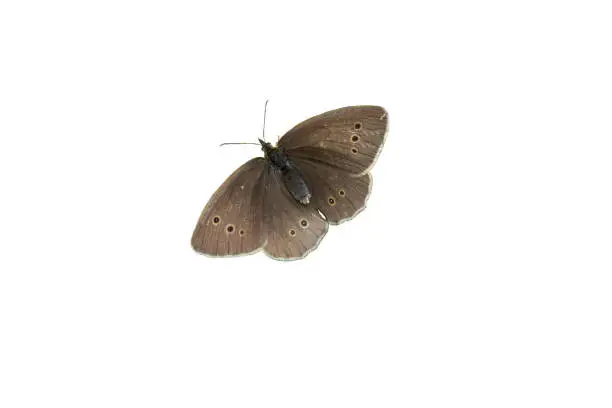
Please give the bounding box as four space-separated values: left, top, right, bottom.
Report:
258 138 275 153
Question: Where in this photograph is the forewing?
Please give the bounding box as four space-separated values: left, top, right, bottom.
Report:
191 158 266 257
278 106 388 174
262 164 328 260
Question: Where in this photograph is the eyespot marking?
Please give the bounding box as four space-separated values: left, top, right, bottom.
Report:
239 229 245 236
354 122 362 130
351 147 358 154
328 197 336 206
351 134 360 143
289 229 296 236
300 219 309 228
226 224 235 233
212 216 221 225
338 189 346 197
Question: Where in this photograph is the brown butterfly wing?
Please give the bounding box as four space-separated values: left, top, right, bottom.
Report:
261 164 328 260
290 157 372 225
191 158 266 257
278 106 388 175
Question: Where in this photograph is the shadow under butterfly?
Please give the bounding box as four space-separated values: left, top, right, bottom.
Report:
192 105 388 260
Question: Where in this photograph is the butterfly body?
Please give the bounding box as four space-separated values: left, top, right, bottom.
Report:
259 138 311 205
192 105 388 260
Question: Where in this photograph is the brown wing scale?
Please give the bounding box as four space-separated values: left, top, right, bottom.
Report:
191 158 266 257
278 106 388 175
261 164 328 260
291 157 372 225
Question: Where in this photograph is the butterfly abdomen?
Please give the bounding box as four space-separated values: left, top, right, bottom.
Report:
281 164 311 205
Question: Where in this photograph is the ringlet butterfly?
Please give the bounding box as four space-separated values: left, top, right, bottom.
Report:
191 105 388 260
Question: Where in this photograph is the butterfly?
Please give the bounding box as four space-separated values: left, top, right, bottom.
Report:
191 105 388 260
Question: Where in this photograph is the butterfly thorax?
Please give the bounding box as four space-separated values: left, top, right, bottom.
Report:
259 139 312 205
261 142 289 169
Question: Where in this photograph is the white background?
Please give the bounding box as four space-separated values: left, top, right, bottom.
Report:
1 1 611 407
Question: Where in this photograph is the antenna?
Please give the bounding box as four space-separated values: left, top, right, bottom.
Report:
262 99 269 142
219 142 260 147
218 100 269 147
